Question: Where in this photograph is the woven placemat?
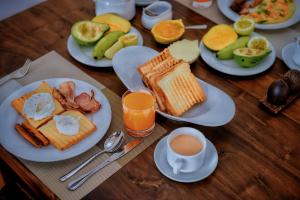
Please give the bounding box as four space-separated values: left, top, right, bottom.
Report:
3 51 167 200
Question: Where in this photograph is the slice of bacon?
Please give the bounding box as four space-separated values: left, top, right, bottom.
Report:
59 81 76 103
74 90 101 113
54 81 101 113
53 88 80 110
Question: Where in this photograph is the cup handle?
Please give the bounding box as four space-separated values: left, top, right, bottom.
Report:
172 159 183 175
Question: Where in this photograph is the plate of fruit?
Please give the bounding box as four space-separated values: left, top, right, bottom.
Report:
199 18 276 76
67 14 143 67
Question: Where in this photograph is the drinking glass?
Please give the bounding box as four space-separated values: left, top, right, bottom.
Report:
122 88 156 137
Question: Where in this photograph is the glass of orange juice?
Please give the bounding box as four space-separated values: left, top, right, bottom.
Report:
122 88 156 137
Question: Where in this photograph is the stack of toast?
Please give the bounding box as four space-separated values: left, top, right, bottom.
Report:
138 49 206 116
11 82 97 151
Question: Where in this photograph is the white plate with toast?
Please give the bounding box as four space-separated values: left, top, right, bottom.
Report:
0 78 112 162
112 46 235 127
67 27 143 67
199 32 276 76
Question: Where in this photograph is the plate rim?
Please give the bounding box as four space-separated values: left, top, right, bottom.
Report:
217 0 300 30
67 26 144 68
0 78 112 162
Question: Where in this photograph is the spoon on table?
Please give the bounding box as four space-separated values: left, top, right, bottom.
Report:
185 25 207 30
59 131 124 182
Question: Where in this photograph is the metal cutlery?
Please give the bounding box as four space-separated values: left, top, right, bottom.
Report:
60 131 124 182
185 25 208 30
68 139 142 191
0 59 31 85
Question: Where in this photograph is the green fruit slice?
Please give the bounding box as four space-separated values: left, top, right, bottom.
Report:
217 36 249 60
71 21 109 46
92 31 125 60
233 47 270 68
119 34 138 47
233 18 255 36
248 36 270 51
104 40 124 59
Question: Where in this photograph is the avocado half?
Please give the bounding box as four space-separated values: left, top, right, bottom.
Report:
71 20 109 46
233 48 271 68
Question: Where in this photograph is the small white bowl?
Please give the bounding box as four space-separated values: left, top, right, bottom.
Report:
95 0 136 20
142 1 172 30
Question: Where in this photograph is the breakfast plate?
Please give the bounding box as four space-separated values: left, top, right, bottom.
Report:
217 0 300 30
112 46 235 127
154 136 218 183
0 78 112 162
67 27 143 67
200 32 276 76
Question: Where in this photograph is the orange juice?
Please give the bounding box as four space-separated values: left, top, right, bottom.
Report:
122 90 155 137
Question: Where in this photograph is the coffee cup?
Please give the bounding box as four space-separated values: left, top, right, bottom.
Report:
166 127 207 175
293 36 300 66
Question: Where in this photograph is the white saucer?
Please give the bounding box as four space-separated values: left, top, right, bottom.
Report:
282 42 300 70
154 136 218 183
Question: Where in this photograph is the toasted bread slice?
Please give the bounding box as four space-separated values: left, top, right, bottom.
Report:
22 121 49 146
146 58 181 111
138 48 171 78
15 124 43 148
156 62 206 116
38 110 96 151
11 82 65 128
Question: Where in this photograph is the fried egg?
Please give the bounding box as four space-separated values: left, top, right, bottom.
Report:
23 92 55 120
53 115 80 136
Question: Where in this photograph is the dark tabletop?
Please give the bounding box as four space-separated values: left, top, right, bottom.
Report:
0 0 300 199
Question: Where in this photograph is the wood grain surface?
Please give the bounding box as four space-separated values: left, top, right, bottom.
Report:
0 0 299 199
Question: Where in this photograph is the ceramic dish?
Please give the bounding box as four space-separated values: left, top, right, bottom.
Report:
0 78 112 162
136 0 158 6
200 32 276 76
217 0 300 30
95 0 136 20
67 27 143 67
282 42 300 70
141 1 172 30
154 135 218 183
112 46 236 127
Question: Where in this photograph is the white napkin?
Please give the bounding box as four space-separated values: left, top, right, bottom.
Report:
0 80 22 103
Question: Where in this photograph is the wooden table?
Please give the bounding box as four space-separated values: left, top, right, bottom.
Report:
0 0 300 199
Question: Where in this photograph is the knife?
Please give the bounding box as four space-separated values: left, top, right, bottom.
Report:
68 139 142 191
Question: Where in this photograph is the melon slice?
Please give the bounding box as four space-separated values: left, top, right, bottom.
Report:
202 24 238 51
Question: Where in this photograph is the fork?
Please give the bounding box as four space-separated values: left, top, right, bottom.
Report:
0 59 31 85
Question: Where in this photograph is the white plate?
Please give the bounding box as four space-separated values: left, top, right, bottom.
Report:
200 32 276 76
67 27 143 67
0 78 112 162
282 42 300 70
112 46 235 127
217 0 300 30
154 136 218 183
